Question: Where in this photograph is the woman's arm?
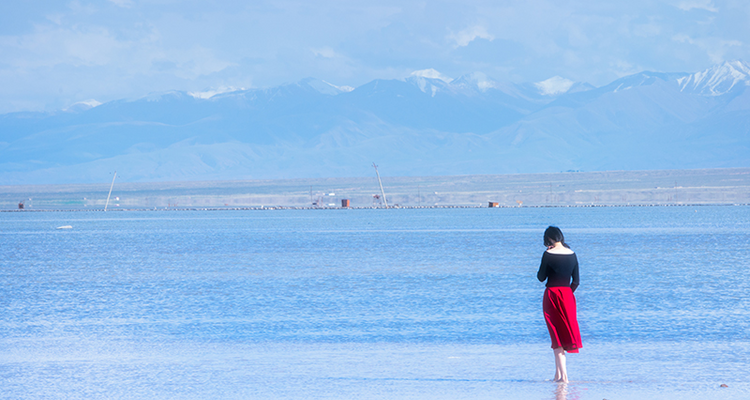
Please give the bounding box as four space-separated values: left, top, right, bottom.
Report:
537 253 548 282
570 256 580 292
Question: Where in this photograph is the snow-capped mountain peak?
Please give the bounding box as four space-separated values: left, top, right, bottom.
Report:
409 69 453 83
677 60 750 96
297 78 353 95
534 76 576 96
451 72 500 91
64 99 102 112
188 86 245 99
405 69 454 96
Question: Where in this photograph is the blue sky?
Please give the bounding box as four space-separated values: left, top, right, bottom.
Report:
1 0 748 113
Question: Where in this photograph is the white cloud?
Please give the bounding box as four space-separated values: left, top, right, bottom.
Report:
448 25 494 48
311 47 338 59
67 1 97 15
165 46 236 79
46 13 65 25
672 33 695 45
0 22 234 79
673 34 743 63
632 21 662 38
534 76 575 96
0 25 123 68
108 0 134 8
676 0 718 12
706 40 743 63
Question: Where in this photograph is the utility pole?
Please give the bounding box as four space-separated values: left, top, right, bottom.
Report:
372 162 388 208
105 171 117 211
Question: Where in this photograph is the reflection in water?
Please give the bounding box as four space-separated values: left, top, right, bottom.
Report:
553 382 580 400
554 382 568 400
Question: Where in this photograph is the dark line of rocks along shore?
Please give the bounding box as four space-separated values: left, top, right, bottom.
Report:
2 202 749 212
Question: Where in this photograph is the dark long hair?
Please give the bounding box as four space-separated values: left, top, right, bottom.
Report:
544 226 570 248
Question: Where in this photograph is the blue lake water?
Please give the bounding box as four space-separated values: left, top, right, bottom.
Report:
2 206 749 399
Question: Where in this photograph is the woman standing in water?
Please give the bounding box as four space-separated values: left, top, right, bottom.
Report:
537 226 582 383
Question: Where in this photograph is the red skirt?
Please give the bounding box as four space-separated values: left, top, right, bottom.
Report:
543 287 582 353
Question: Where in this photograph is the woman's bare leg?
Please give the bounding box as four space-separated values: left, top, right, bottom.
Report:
553 347 568 382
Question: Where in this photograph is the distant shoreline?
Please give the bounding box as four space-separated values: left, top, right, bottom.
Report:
3 167 749 210
3 202 748 213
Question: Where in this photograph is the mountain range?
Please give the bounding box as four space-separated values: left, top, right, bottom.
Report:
1 61 749 185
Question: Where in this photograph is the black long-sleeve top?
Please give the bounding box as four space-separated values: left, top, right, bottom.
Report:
537 252 580 292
